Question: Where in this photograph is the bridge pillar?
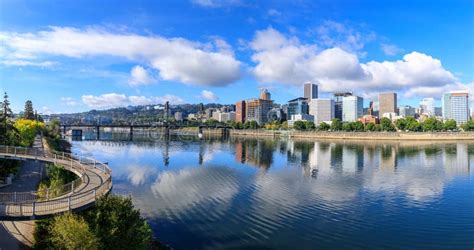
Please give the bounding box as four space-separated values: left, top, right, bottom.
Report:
96 126 100 140
130 126 133 141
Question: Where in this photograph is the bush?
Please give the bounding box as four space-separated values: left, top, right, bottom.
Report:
293 121 305 130
50 213 99 250
85 195 152 250
353 121 365 131
330 118 342 131
380 117 395 131
37 164 77 199
365 122 376 131
318 122 330 131
462 120 474 131
443 119 457 131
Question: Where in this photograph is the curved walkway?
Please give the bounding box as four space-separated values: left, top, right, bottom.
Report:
0 141 112 219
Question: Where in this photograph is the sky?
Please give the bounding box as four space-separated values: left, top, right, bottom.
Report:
0 0 473 114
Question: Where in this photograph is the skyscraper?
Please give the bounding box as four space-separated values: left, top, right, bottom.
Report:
235 100 246 123
342 95 363 122
334 92 352 120
420 97 435 116
309 99 335 125
287 97 309 119
379 92 397 117
442 91 469 124
304 82 318 100
245 89 274 125
259 88 271 100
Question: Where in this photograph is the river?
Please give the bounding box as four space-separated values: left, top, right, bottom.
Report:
70 135 474 249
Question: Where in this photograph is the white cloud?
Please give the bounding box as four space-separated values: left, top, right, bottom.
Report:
200 90 219 102
60 97 78 106
81 93 184 109
380 43 404 56
0 26 241 86
0 60 55 67
191 0 241 8
250 27 464 98
129 65 156 86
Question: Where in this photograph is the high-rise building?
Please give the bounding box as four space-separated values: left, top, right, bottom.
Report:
246 99 273 125
309 99 335 125
304 82 318 100
235 100 246 123
399 105 416 117
287 97 309 119
342 95 363 122
379 92 397 117
420 97 435 116
174 111 183 121
259 88 271 100
334 92 352 120
442 91 469 124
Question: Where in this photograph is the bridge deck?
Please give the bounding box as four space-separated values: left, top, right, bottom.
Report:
0 142 112 219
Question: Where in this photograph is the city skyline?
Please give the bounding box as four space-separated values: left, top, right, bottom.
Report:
0 1 473 114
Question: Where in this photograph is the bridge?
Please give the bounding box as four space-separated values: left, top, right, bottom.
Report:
61 123 232 140
0 145 112 220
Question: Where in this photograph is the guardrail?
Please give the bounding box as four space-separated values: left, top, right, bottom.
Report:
0 145 112 218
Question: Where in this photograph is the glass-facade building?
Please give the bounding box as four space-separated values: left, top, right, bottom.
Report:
342 95 363 122
287 97 309 119
442 92 469 124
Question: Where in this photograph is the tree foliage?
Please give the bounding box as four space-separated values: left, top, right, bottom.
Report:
50 213 99 250
330 118 342 131
13 119 45 147
443 119 457 131
380 117 396 131
85 195 152 250
24 100 35 120
318 122 330 131
462 120 474 131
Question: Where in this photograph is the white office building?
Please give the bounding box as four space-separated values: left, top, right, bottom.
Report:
420 97 435 116
342 95 363 122
442 91 469 124
309 99 335 125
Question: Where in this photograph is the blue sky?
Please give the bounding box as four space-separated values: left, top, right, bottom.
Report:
0 0 472 114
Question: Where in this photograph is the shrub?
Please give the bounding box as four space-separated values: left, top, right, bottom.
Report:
50 213 99 250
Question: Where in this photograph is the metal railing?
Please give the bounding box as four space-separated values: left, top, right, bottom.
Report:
0 145 112 217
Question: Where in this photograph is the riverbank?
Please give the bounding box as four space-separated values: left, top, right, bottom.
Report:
229 130 474 141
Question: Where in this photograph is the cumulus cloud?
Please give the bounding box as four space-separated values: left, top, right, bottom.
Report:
60 97 78 106
250 27 464 98
200 90 219 102
81 93 185 109
129 65 157 86
0 26 241 86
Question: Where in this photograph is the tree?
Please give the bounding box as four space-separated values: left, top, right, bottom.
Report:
303 121 315 130
14 119 45 146
462 120 474 131
293 121 306 130
422 117 443 132
50 213 99 250
353 121 365 131
318 122 330 131
24 100 35 120
443 119 457 131
330 118 342 131
244 120 258 129
380 117 395 131
342 122 353 131
85 195 152 250
406 117 421 132
365 122 376 131
395 118 407 131
0 92 17 145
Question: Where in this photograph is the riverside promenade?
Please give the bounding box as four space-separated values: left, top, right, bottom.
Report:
229 130 474 141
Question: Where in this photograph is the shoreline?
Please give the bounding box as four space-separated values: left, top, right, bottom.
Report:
228 130 474 141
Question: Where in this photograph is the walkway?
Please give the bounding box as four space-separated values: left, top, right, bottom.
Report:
0 137 112 219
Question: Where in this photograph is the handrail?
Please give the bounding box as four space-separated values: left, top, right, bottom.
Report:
0 145 112 217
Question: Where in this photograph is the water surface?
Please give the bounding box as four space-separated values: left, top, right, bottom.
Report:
71 136 474 249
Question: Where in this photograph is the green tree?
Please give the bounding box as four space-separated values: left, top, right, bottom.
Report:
342 122 353 131
318 122 330 131
365 122 376 131
395 118 407 131
244 120 259 129
330 118 342 131
462 120 474 131
405 117 421 132
50 213 99 250
422 117 443 132
293 121 305 130
380 117 395 131
443 119 457 131
24 100 35 120
0 92 16 145
85 195 152 250
353 121 365 131
303 121 315 130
